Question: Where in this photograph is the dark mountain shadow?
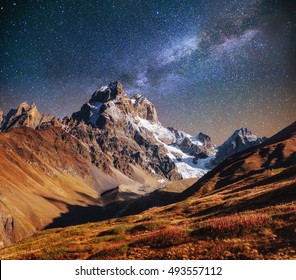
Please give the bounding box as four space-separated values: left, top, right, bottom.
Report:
118 189 183 216
189 182 296 219
43 159 296 230
42 196 69 205
225 165 296 195
262 143 285 168
234 182 296 211
44 189 179 229
44 200 134 229
219 160 245 177
215 169 264 189
45 204 106 229
188 203 227 219
75 191 101 204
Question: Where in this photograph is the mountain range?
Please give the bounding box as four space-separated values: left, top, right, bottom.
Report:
0 81 294 260
0 81 266 178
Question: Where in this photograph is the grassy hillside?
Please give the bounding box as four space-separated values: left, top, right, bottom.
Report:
0 163 295 260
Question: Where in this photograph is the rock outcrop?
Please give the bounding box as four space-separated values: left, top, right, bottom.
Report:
0 102 61 132
212 127 267 166
176 132 216 159
0 111 3 129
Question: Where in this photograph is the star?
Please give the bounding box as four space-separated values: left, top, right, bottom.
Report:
0 0 295 143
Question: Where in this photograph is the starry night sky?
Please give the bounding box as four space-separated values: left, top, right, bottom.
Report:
1 0 296 143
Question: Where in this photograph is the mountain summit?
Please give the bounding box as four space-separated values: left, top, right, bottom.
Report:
0 102 61 132
70 81 158 128
212 127 267 166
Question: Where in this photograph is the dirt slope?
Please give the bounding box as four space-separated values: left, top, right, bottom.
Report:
0 126 159 246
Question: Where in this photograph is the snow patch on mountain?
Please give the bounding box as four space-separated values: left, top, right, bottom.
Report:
88 102 103 125
136 117 176 144
190 136 203 146
99 85 109 92
136 116 211 179
165 144 209 179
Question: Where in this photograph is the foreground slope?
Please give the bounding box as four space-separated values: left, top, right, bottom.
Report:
0 121 294 259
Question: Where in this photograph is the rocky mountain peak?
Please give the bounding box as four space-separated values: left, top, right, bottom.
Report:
211 127 267 166
0 111 3 126
0 102 60 132
231 127 258 142
71 81 159 128
223 127 266 148
65 82 183 180
16 102 31 115
19 102 39 119
131 93 158 123
197 132 211 144
196 132 215 149
89 81 127 103
0 102 41 131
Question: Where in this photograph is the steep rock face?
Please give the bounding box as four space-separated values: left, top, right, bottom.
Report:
176 132 216 159
68 81 181 180
0 102 61 132
71 81 158 129
0 111 3 129
177 137 193 152
212 128 267 166
131 93 158 122
167 127 187 142
196 132 215 150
